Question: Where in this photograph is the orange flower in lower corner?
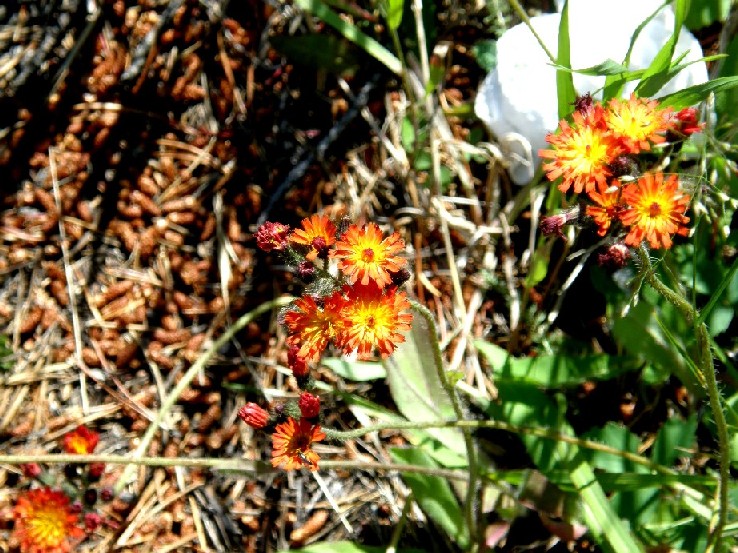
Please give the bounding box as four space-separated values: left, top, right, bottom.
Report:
539 109 621 195
13 488 85 553
336 283 413 360
62 425 99 455
272 417 326 471
620 172 690 249
331 223 407 287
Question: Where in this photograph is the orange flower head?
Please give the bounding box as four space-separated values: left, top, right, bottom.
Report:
289 214 337 261
271 417 326 471
13 488 85 553
335 283 413 360
539 108 621 195
605 94 674 154
283 292 345 362
331 223 407 287
586 185 624 236
620 173 690 249
62 426 99 455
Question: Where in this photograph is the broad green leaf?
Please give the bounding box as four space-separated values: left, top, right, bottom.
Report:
322 358 387 381
651 414 697 466
555 0 577 118
390 447 469 549
583 423 646 474
475 341 636 387
657 76 738 109
384 0 404 30
383 313 467 457
287 542 426 553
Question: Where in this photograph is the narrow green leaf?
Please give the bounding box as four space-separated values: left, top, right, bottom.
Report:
657 76 738 109
269 34 359 75
634 0 687 97
390 447 469 549
555 0 577 118
293 0 403 75
475 341 636 387
695 256 738 327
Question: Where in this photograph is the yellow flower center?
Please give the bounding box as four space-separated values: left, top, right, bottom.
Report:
648 202 662 217
29 508 67 545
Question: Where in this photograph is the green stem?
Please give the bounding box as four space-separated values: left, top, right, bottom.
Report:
113 296 294 494
410 301 480 552
635 247 728 551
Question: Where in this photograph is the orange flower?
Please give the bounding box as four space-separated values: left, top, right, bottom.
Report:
13 488 85 553
331 223 407 287
289 214 337 261
62 426 99 455
283 292 345 362
620 173 690 249
539 107 621 195
335 283 413 359
271 417 326 471
605 94 674 154
586 185 624 236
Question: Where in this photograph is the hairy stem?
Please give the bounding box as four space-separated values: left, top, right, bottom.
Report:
635 247 727 551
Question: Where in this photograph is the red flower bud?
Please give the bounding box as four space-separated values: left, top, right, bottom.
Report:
89 462 106 480
84 512 103 532
21 463 42 478
238 403 270 429
298 392 321 419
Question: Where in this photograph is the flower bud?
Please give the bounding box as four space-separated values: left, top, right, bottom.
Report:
288 345 310 378
238 403 270 429
596 243 631 271
298 392 321 419
84 512 103 532
21 463 42 478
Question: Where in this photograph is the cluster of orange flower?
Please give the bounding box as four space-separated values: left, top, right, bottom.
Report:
11 425 112 553
239 215 413 471
539 93 700 252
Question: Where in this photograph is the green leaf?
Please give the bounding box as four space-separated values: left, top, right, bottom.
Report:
471 39 497 72
685 0 730 28
293 0 402 75
657 76 738 109
475 341 636 387
390 447 469 549
651 414 697 466
287 542 427 553
715 31 738 121
383 0 404 30
473 381 645 553
382 314 466 457
583 423 647 474
269 34 360 75
322 358 387 381
555 0 577 119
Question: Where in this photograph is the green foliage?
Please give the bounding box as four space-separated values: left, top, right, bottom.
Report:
269 34 360 76
555 0 576 118
0 334 11 372
321 358 387 381
390 447 470 549
287 543 426 553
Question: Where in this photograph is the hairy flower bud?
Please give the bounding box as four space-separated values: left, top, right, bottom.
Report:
238 403 270 429
298 392 321 419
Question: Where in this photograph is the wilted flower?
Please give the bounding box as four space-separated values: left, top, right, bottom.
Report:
255 221 290 252
597 243 632 271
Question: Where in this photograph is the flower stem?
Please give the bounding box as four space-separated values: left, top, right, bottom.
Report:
635 247 728 551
